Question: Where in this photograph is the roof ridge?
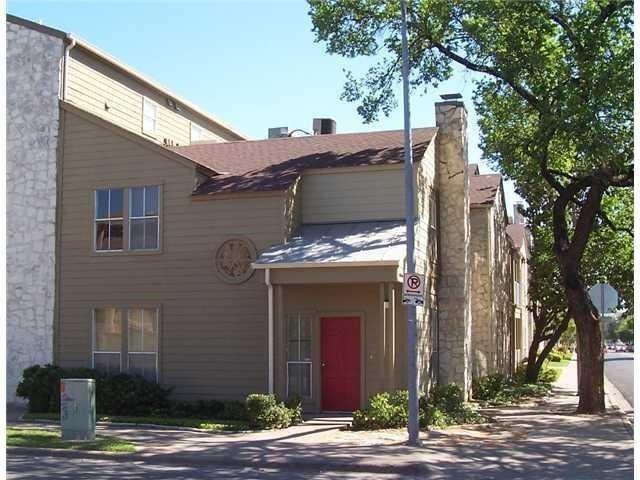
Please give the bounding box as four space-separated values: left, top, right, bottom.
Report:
175 126 438 149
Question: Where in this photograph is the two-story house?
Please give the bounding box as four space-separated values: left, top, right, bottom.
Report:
6 14 245 402
9 14 531 410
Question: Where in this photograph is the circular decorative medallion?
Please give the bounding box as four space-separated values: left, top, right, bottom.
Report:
215 238 257 284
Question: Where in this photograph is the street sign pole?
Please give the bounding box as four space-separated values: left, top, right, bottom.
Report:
400 0 420 446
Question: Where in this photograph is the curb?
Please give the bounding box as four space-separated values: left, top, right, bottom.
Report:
7 446 429 475
603 374 634 438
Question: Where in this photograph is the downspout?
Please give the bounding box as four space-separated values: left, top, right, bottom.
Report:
266 268 274 394
61 35 76 101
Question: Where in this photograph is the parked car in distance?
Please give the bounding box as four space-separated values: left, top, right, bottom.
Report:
615 342 627 352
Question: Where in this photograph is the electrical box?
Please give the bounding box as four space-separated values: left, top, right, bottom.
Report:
60 378 96 441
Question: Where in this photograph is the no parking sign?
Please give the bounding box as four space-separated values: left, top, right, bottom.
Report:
402 273 425 306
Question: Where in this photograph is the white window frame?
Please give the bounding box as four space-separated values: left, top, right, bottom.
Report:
127 308 159 382
142 97 157 136
94 188 124 252
286 361 312 399
190 122 204 143
286 313 312 399
91 308 122 372
128 186 160 251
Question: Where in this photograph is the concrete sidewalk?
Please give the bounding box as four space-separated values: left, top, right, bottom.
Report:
9 361 634 479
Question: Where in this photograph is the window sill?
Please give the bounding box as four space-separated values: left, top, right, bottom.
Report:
91 249 163 257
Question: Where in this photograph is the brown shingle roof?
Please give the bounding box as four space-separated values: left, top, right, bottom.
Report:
469 172 501 206
506 223 527 249
173 128 437 194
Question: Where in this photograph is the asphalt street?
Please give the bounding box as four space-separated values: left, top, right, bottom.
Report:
7 454 412 480
604 352 634 406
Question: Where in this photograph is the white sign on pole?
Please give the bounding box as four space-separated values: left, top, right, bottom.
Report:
402 273 425 306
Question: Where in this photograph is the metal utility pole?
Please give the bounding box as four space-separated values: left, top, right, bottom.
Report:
400 0 420 446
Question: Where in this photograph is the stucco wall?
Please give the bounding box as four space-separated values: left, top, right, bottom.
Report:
6 21 64 402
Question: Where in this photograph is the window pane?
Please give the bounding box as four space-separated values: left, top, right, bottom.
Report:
95 221 109 250
129 353 156 382
94 352 120 374
288 363 311 397
110 189 123 218
144 218 159 249
288 316 298 340
128 309 143 352
130 219 145 250
95 308 121 351
299 318 311 340
145 186 159 216
96 190 109 219
110 221 123 250
299 340 311 361
130 188 144 218
142 309 157 352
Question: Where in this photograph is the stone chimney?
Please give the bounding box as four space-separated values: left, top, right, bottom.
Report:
435 94 472 397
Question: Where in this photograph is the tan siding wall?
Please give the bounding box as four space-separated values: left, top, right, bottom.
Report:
66 48 236 147
58 110 285 400
301 165 405 223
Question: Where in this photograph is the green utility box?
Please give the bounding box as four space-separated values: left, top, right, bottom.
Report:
60 378 96 441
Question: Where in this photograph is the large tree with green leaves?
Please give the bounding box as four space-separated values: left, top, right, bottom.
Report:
309 0 633 412
523 187 632 383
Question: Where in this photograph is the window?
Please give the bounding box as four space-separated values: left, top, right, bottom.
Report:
92 307 159 381
94 185 160 252
287 314 312 398
95 188 124 251
513 258 522 304
143 97 157 136
190 123 204 143
128 308 159 381
129 186 160 250
428 189 438 260
93 308 122 373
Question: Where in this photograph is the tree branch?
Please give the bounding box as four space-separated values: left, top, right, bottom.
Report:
593 1 633 27
598 209 633 237
426 39 541 109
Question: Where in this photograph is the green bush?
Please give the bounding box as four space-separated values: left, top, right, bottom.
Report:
472 374 508 401
352 385 483 431
246 394 296 429
352 391 408 430
285 394 303 425
514 360 560 386
17 364 172 416
547 351 563 363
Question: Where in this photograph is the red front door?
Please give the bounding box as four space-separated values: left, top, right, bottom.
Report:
321 316 360 411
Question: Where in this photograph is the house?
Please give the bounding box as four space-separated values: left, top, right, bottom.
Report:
8 14 531 411
6 14 244 402
468 166 533 380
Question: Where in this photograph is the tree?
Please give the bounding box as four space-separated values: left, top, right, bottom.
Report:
309 0 633 413
523 191 632 383
615 315 634 344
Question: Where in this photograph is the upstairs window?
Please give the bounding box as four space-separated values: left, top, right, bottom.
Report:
129 186 160 250
95 188 124 251
143 97 157 136
190 123 204 143
94 185 160 252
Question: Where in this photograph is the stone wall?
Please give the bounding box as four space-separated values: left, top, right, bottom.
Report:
435 101 471 396
6 21 64 402
491 190 514 375
470 207 493 379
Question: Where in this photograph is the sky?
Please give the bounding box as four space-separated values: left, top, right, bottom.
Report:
8 0 520 209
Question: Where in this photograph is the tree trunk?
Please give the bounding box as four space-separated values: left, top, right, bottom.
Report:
524 314 570 384
525 332 542 383
568 286 605 413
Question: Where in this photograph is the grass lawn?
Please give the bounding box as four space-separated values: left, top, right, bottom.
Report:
7 427 135 452
547 358 571 376
22 413 248 431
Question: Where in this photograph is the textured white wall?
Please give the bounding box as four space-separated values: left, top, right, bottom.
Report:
6 21 63 402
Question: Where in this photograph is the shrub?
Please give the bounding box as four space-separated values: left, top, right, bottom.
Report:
352 391 408 430
246 394 295 429
352 385 483 431
547 351 563 363
514 360 560 386
472 374 508 401
16 364 172 416
285 394 303 425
